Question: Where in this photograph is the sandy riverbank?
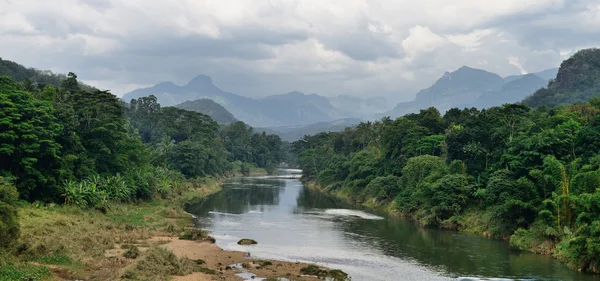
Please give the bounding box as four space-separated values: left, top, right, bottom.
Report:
7 175 340 281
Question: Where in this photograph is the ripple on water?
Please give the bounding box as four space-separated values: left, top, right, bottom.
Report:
208 211 240 216
321 209 385 220
456 277 535 281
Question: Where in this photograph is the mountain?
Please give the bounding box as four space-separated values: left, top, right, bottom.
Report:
329 95 391 119
503 68 559 84
175 99 237 124
378 66 557 119
474 74 547 108
122 75 343 127
378 66 505 118
258 118 362 142
524 48 600 108
533 68 559 82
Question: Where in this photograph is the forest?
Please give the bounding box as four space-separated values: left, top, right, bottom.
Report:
293 49 600 273
0 71 285 258
294 102 600 273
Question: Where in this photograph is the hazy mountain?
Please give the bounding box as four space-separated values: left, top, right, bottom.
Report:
378 66 557 119
524 48 600 108
474 74 547 108
258 118 362 142
123 75 343 127
175 99 237 124
378 66 504 118
533 68 559 82
504 68 559 83
329 95 390 119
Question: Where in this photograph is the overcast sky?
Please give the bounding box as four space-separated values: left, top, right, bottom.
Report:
1 0 599 101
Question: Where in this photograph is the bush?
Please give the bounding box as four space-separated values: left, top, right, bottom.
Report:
178 228 215 243
362 175 400 203
0 178 20 254
123 246 140 259
124 247 194 281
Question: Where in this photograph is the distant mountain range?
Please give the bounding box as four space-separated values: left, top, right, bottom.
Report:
377 67 558 119
258 118 362 142
122 75 391 127
122 65 559 136
329 96 389 120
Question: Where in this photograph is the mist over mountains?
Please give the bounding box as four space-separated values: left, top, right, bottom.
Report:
122 65 558 139
377 67 558 119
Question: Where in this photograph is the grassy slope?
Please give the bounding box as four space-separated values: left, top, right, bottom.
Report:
2 177 223 281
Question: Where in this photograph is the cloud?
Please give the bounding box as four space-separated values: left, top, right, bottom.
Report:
0 0 598 101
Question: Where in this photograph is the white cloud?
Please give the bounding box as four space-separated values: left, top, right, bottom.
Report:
509 56 528 74
0 0 597 100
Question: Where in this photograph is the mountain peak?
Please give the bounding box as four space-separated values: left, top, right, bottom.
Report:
287 91 305 96
186 75 213 87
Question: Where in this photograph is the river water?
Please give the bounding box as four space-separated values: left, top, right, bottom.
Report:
186 170 599 281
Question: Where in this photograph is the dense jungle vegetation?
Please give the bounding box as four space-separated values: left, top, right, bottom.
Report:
293 49 600 273
0 68 285 262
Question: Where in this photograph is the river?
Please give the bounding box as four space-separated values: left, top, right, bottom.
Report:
186 170 599 281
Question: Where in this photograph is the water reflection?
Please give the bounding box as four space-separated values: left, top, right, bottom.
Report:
187 174 599 281
186 177 285 215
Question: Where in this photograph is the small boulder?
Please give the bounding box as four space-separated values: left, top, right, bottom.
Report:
237 238 258 245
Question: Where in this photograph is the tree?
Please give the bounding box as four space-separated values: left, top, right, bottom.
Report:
0 76 62 200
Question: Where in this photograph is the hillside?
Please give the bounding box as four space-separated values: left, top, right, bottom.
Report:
523 48 600 107
378 66 555 119
123 76 343 127
0 57 96 91
175 99 237 124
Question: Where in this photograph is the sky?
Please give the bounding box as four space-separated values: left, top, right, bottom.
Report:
1 0 599 102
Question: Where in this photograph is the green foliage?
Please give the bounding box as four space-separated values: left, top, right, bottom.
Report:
362 175 399 203
0 77 62 200
292 50 600 272
0 178 19 255
175 98 237 124
0 263 52 281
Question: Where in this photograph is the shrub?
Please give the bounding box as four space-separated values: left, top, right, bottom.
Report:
0 178 20 255
362 175 400 203
178 228 215 243
123 246 140 259
123 247 193 281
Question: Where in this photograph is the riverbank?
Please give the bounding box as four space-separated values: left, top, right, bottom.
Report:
2 174 338 281
302 179 561 262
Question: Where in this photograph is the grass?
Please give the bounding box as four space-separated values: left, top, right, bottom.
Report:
0 263 52 281
8 177 224 281
195 267 216 275
35 254 74 266
123 247 194 281
178 228 216 243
